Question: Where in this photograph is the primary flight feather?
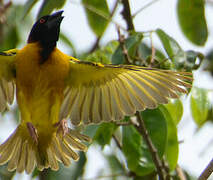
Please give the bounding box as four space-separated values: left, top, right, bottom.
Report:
0 11 192 173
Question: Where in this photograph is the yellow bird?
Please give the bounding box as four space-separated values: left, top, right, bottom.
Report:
0 11 192 173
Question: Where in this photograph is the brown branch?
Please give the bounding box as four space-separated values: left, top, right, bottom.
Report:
162 158 171 180
135 112 165 180
149 31 156 67
176 165 186 180
117 26 132 64
89 37 100 53
115 121 132 126
112 134 122 150
198 158 213 180
121 0 135 32
0 1 12 23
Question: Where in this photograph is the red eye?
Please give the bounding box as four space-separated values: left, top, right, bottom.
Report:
39 18 45 24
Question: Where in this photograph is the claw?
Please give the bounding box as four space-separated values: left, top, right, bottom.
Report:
26 122 38 145
54 119 69 137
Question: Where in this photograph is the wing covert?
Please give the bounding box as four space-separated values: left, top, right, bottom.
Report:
0 49 17 111
60 59 192 125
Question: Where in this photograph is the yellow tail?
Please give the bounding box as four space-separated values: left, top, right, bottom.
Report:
0 125 91 174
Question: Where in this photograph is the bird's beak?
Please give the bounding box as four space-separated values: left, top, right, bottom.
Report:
47 10 64 28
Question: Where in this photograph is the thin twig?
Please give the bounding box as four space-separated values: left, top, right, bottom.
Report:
121 0 135 32
112 134 122 150
135 112 165 180
117 26 132 64
115 121 132 126
176 165 186 180
162 158 171 180
89 37 100 53
0 1 12 23
110 0 119 19
132 0 160 18
149 31 156 67
198 158 213 180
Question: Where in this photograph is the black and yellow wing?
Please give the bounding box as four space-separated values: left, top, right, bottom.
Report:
60 58 192 125
0 49 17 111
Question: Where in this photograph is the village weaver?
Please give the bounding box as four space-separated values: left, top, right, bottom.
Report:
0 11 192 174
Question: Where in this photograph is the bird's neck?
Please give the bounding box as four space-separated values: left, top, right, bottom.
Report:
39 41 56 64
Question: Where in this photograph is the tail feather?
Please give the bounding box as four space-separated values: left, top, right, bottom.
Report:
0 125 91 174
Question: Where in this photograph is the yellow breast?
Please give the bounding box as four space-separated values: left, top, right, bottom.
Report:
16 43 70 91
15 42 70 127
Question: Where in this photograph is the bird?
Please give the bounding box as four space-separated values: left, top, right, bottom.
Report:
0 10 192 174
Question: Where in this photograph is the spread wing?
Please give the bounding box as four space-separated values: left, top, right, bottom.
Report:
60 58 192 126
0 49 17 112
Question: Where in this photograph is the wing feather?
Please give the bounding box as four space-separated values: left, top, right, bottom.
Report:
62 60 193 125
0 49 17 112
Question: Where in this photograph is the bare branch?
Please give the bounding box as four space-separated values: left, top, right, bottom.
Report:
121 0 135 31
176 165 187 180
198 158 213 180
132 0 160 18
0 1 12 23
117 26 132 64
112 134 122 150
135 112 165 180
149 31 156 67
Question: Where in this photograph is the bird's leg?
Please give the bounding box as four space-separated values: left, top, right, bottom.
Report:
26 122 38 145
54 119 69 137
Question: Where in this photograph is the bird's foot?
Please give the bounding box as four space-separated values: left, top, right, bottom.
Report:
26 122 38 145
54 119 69 137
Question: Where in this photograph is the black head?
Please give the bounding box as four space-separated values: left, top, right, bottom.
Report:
27 11 64 47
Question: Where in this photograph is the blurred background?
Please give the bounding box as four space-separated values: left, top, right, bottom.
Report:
0 0 213 179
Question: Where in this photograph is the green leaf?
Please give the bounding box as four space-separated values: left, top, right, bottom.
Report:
122 125 144 174
177 0 208 46
85 40 119 64
106 154 125 174
138 43 166 62
122 108 167 176
0 164 15 180
138 43 173 69
37 0 66 19
111 32 143 64
190 87 211 127
159 105 179 170
93 123 117 148
84 124 99 139
82 0 110 37
22 0 38 19
164 99 183 124
0 26 19 50
156 29 186 70
185 50 204 71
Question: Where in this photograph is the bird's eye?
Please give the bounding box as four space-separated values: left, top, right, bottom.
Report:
39 18 46 24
